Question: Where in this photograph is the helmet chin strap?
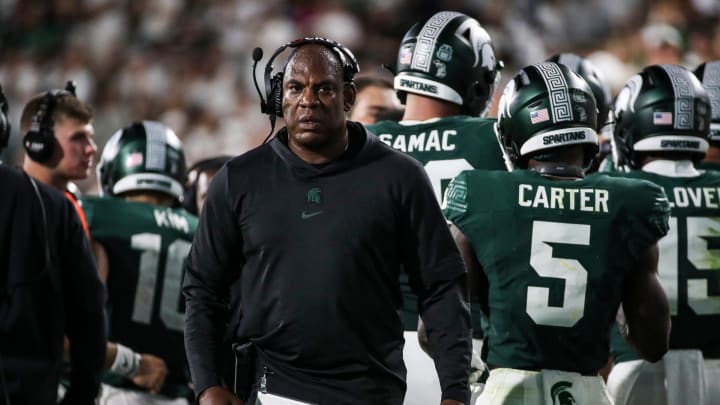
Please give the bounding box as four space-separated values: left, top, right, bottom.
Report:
530 163 585 179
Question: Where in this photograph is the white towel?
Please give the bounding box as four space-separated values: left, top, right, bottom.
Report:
256 391 315 405
663 349 707 405
607 359 645 405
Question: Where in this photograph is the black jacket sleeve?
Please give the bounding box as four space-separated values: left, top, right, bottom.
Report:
183 166 244 398
55 189 107 402
400 163 471 403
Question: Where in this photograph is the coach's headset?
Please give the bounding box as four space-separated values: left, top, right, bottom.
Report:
0 85 11 153
23 81 77 163
251 37 360 142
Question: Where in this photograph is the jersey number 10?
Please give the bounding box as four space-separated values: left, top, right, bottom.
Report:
131 233 192 332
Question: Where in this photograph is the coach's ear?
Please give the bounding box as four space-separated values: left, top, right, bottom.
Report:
343 82 356 112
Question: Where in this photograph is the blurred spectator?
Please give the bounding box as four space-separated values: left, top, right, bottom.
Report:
349 74 402 124
1 0 716 191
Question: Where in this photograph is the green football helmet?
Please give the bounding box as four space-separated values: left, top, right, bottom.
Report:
612 64 710 170
495 62 599 170
547 53 611 130
394 11 502 117
693 61 720 147
97 121 186 200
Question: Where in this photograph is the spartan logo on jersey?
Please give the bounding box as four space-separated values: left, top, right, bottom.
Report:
550 381 576 405
307 187 322 205
442 177 468 214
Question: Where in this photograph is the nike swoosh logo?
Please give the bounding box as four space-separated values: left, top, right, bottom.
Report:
301 210 323 219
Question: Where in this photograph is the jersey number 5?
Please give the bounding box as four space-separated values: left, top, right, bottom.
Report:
131 233 191 332
526 220 589 327
658 216 720 315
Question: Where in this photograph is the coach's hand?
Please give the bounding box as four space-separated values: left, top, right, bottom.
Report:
199 386 243 405
441 400 465 405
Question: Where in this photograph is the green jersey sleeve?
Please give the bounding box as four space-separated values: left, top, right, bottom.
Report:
619 179 671 259
443 171 472 226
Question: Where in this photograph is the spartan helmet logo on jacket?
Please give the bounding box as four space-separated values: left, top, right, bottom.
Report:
394 11 503 117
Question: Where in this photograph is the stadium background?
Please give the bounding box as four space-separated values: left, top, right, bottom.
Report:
0 0 717 192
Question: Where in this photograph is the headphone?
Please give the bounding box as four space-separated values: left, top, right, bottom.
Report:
0 85 10 151
251 37 360 140
23 81 77 163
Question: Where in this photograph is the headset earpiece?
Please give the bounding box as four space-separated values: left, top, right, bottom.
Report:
23 92 58 163
0 85 10 151
270 72 284 117
23 83 77 163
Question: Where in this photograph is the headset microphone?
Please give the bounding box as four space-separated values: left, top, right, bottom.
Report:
251 46 278 144
251 47 266 112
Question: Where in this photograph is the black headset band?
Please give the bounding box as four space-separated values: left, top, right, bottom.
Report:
31 86 76 133
264 37 359 84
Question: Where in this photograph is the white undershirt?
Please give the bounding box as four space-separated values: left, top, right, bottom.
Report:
641 159 701 178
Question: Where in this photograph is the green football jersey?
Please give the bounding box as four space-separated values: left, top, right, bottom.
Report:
443 170 670 373
81 196 198 394
608 170 720 363
698 160 720 171
368 116 507 202
367 116 506 333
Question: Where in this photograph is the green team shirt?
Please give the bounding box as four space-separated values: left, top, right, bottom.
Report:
367 116 506 332
608 169 720 363
443 170 670 373
698 160 720 171
81 196 198 396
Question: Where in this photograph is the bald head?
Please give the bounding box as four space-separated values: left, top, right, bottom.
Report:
280 42 357 164
285 44 346 84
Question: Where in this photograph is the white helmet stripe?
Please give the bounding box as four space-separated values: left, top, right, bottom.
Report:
394 74 463 105
411 11 463 73
113 173 184 199
702 61 720 121
535 62 572 123
144 120 167 171
661 64 695 130
633 135 709 153
557 53 582 72
520 127 598 156
711 123 720 140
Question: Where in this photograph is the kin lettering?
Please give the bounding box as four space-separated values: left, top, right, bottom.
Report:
153 209 190 233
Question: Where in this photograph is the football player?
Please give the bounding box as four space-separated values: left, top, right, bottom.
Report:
348 74 403 124
606 65 720 405
365 12 504 403
183 155 232 216
694 61 720 171
19 87 167 397
546 53 613 173
443 62 671 404
84 121 198 404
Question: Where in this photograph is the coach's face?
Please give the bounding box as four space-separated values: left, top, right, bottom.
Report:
282 44 355 158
